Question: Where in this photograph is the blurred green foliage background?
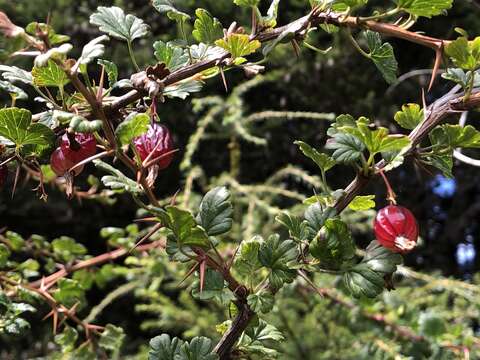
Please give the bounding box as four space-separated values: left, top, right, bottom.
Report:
1 0 480 358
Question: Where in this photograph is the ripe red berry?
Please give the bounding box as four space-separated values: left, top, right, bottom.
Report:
373 205 418 253
0 165 7 187
133 122 174 169
60 133 97 164
50 148 84 177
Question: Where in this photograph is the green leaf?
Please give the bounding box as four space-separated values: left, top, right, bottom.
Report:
394 103 424 130
192 269 226 300
76 35 109 67
327 113 357 137
99 324 125 353
90 6 149 42
165 234 196 263
234 0 260 7
442 68 480 88
365 31 398 84
18 259 40 278
418 312 447 338
34 43 72 68
26 22 70 45
98 59 118 87
196 186 233 236
4 317 30 335
164 79 203 99
54 326 78 352
177 336 218 360
115 112 150 146
0 80 27 100
149 334 183 360
332 0 369 11
337 118 411 155
294 140 335 173
430 124 480 148
397 0 453 18
422 152 453 178
52 236 87 262
165 206 209 247
0 107 54 150
258 234 298 289
5 231 25 251
445 36 480 71
94 159 144 194
325 133 365 163
382 148 407 172
0 244 11 268
343 240 403 298
192 9 223 45
310 218 356 269
53 278 86 308
153 41 189 72
215 34 261 59
377 134 411 153
305 203 336 236
245 319 284 342
260 0 281 28
247 292 275 314
0 65 33 85
276 212 309 242
234 235 263 278
152 0 191 22
31 60 69 87
348 195 376 211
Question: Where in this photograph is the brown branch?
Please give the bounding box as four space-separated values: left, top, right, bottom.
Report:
29 240 165 288
334 90 480 213
329 15 445 50
0 275 103 339
23 235 251 359
102 9 449 118
213 301 255 359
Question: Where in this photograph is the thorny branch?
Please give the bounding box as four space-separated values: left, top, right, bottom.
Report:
102 8 448 118
334 89 480 214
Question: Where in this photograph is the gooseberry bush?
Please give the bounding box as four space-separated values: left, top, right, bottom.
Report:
1 0 480 358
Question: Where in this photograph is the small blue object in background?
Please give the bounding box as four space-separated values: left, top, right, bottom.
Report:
456 243 476 267
430 175 456 198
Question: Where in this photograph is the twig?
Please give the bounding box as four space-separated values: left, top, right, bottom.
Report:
100 8 449 119
29 240 165 288
334 90 480 213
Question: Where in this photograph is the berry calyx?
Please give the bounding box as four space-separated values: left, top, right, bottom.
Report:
373 205 418 253
50 148 84 177
60 132 96 164
133 122 174 169
0 165 7 187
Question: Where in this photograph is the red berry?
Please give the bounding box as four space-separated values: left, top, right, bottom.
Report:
0 165 7 187
60 133 96 164
373 205 418 253
50 148 84 177
133 122 174 169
